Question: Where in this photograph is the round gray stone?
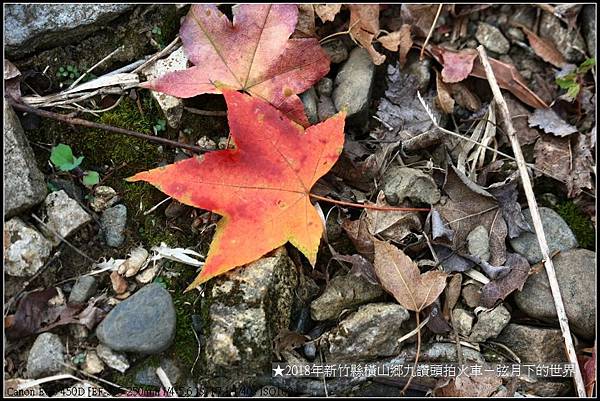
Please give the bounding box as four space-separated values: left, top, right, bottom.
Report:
68 276 97 304
509 207 578 264
100 204 127 247
26 333 65 378
333 47 375 118
96 283 176 354
475 22 510 54
514 249 595 340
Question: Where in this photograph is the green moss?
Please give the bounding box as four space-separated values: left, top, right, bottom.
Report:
554 201 595 249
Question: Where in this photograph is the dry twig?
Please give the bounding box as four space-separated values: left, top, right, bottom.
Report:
477 45 586 398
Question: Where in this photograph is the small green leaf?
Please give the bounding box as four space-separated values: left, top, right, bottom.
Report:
82 170 100 187
153 276 167 288
566 83 581 100
59 67 65 73
578 58 596 74
50 144 75 170
556 75 577 89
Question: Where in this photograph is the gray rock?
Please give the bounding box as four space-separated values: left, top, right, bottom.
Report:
49 178 84 204
316 78 333 97
26 333 65 378
582 5 596 59
467 225 490 262
476 22 510 54
469 304 511 342
96 344 129 373
5 4 134 57
326 303 410 362
496 324 567 363
514 249 595 339
322 39 348 64
520 380 571 397
317 95 337 122
393 341 485 364
333 47 375 120
42 190 92 245
142 47 188 128
539 12 586 63
68 276 97 304
382 166 441 205
452 308 474 336
509 207 577 264
96 283 176 354
202 249 298 387
506 26 525 42
300 88 319 125
135 358 181 387
4 217 53 277
310 274 384 321
100 204 127 247
4 103 47 218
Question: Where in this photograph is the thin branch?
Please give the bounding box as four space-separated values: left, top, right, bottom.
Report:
31 214 95 263
7 99 207 153
184 106 227 117
133 36 182 74
309 193 430 212
477 45 586 398
68 46 124 89
420 4 443 60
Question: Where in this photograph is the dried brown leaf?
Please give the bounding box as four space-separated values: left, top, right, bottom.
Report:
521 26 567 68
378 24 412 67
567 131 595 198
349 4 385 65
294 4 316 38
401 4 440 37
436 166 508 266
364 192 422 242
534 133 571 183
110 271 128 295
314 4 342 23
5 288 57 339
443 273 463 320
448 82 481 111
436 71 455 114
373 240 447 312
480 252 530 308
341 218 376 261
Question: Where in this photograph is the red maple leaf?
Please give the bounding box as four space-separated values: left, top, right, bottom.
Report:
142 4 330 126
128 90 345 291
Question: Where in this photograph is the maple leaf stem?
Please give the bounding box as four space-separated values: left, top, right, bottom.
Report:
7 99 208 154
309 193 430 212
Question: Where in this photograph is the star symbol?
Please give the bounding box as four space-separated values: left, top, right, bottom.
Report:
273 364 284 377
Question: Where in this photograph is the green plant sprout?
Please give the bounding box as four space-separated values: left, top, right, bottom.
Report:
555 58 595 102
153 119 167 135
50 143 100 188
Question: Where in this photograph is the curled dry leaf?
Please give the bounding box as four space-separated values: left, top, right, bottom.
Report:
436 71 455 114
129 90 346 290
487 179 532 239
500 95 540 145
349 4 386 65
480 252 531 308
110 271 128 295
448 82 481 112
118 246 150 277
378 24 412 67
364 192 422 242
373 240 447 312
528 108 578 137
401 4 441 37
521 26 567 68
5 288 57 339
143 4 330 126
314 4 342 23
341 218 376 261
443 273 462 320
